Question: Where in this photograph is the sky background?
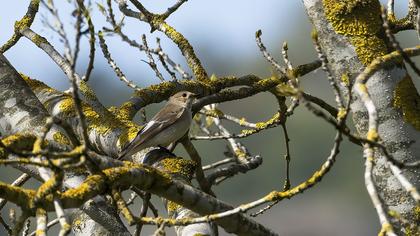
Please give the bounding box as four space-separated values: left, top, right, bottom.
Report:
0 1 418 235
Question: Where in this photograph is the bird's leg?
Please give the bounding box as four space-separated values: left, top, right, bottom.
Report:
166 142 177 152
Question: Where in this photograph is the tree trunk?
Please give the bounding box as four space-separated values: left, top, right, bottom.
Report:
303 0 420 234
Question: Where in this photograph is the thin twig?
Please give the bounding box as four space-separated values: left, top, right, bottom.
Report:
202 158 235 171
29 219 59 236
382 7 420 77
142 34 165 81
98 30 142 91
76 0 96 81
41 0 73 64
311 30 344 108
255 30 286 76
207 155 263 185
72 3 83 70
161 0 188 20
134 193 151 236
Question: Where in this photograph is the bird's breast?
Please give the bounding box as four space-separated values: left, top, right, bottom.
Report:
152 110 192 146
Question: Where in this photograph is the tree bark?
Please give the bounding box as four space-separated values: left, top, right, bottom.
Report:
0 53 131 236
302 0 420 234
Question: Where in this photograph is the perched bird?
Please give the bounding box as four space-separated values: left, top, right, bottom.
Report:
118 91 196 159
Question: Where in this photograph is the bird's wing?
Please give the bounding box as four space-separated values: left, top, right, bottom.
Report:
118 103 185 158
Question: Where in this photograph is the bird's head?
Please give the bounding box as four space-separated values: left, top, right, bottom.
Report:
169 91 197 108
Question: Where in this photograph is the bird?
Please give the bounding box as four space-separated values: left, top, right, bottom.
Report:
118 91 196 159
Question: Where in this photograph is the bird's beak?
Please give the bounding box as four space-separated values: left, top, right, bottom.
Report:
190 92 197 98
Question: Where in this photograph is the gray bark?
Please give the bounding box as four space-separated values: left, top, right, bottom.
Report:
303 0 419 234
0 53 130 236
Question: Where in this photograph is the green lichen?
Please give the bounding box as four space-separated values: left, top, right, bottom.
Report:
322 0 388 65
393 75 420 130
0 0 40 53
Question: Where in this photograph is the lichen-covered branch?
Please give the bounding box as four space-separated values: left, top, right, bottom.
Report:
0 0 40 53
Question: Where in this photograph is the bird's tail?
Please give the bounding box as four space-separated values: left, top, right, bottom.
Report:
117 140 135 160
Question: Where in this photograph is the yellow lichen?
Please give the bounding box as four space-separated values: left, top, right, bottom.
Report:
1 133 36 158
160 22 208 81
393 75 420 130
254 113 281 130
53 132 71 145
234 149 247 159
337 107 347 120
241 112 281 136
167 200 181 214
160 158 196 179
357 83 368 93
366 129 378 141
58 97 141 147
322 0 388 65
21 75 141 148
351 36 388 65
209 74 218 82
414 205 420 222
379 223 393 236
34 173 62 203
20 74 54 93
79 80 97 101
62 174 105 200
73 219 82 227
206 108 224 118
14 16 32 32
341 73 350 86
31 34 48 47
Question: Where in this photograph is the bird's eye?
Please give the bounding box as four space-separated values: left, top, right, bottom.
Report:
182 93 187 97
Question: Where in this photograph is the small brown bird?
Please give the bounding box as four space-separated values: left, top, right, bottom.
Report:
118 91 196 159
